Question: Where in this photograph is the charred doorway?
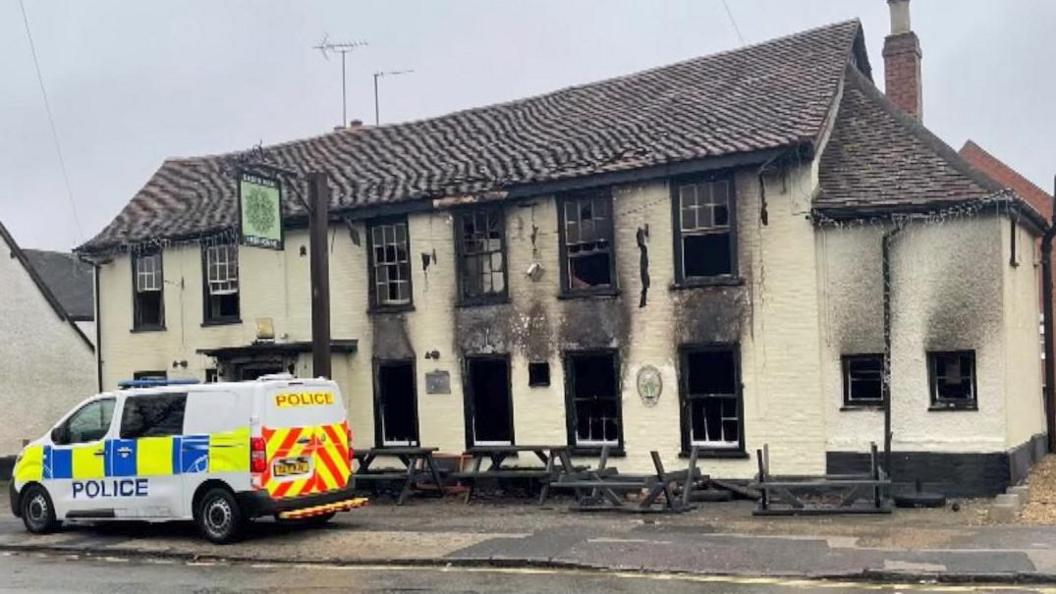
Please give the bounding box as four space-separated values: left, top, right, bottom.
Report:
464 356 514 446
374 360 420 446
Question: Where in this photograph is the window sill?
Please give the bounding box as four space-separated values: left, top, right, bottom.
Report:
369 304 416 315
670 276 744 290
928 402 978 412
568 446 625 458
457 296 511 309
557 288 621 301
130 325 166 333
679 449 749 459
201 318 241 327
840 404 884 411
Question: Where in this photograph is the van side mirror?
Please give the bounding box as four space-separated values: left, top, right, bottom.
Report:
50 426 65 445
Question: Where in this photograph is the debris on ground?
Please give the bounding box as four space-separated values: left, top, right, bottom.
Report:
1019 455 1056 524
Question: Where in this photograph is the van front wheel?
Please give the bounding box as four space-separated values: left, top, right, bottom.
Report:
20 485 59 534
196 488 244 544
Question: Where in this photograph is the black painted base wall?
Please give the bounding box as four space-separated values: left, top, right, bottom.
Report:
827 433 1048 498
0 456 13 481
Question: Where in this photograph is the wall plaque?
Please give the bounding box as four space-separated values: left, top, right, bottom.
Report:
637 365 663 407
425 370 451 394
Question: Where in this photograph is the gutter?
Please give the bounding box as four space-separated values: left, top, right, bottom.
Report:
1042 177 1056 452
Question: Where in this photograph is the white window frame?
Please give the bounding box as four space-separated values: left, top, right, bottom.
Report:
206 244 239 296
135 254 162 293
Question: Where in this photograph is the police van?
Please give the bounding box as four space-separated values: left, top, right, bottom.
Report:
9 374 365 543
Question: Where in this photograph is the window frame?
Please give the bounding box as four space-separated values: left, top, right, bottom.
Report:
201 242 241 326
367 216 414 313
841 354 886 409
131 250 165 331
671 174 739 286
563 349 624 456
55 397 117 445
678 344 746 457
927 350 978 411
453 206 509 306
557 189 619 298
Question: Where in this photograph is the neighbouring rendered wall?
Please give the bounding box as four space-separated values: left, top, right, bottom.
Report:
0 243 96 455
1002 219 1046 450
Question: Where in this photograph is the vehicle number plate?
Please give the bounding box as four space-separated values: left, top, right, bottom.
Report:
274 458 309 477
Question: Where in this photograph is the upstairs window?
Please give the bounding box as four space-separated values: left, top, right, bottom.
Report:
132 251 164 330
456 208 507 303
203 243 240 323
559 190 616 295
369 218 412 309
674 177 735 282
928 351 977 410
842 354 885 407
680 346 743 452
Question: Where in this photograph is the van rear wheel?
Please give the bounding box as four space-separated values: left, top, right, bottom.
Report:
20 485 60 534
195 488 244 544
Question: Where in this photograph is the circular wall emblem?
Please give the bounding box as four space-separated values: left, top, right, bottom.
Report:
637 365 663 407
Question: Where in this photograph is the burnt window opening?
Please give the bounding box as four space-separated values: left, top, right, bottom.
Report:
674 178 735 282
375 361 419 446
842 354 885 406
680 347 743 451
203 243 240 323
528 361 551 387
565 352 622 450
132 251 164 330
928 351 977 410
465 357 514 446
133 370 168 381
560 191 616 294
369 219 412 308
205 368 219 383
456 208 507 303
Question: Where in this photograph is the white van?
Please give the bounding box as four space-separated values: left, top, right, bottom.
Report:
9 375 365 543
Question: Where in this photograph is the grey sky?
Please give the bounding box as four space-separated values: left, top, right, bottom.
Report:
2 0 1054 251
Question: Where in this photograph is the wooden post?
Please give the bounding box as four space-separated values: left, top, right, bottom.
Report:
309 172 331 379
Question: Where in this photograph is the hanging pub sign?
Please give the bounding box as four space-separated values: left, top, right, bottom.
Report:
238 172 284 250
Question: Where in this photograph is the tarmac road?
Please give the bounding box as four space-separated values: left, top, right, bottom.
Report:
1 551 1052 594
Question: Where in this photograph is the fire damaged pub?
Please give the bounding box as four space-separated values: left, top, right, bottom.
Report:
77 16 1051 497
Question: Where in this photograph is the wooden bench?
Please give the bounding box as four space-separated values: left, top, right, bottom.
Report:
353 446 445 505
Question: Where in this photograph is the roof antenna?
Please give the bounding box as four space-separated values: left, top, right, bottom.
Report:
313 35 368 128
372 70 415 125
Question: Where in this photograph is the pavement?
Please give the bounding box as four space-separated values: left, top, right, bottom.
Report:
4 484 1056 586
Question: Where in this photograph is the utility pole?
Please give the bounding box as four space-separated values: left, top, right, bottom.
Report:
314 35 368 127
373 70 414 125
308 172 332 379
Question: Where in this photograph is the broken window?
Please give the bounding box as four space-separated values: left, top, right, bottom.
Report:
842 354 885 406
565 352 622 449
203 243 240 323
674 177 734 281
132 251 164 330
928 351 977 409
560 190 616 294
456 208 507 303
375 361 419 446
680 347 742 451
528 361 550 387
369 219 412 308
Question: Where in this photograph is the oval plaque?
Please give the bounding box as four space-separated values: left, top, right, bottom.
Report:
636 365 663 407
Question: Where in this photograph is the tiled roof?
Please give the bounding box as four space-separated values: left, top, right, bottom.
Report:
960 140 1052 222
23 249 95 321
816 66 1004 216
79 20 867 254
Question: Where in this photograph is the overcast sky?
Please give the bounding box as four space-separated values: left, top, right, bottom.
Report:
2 0 1054 251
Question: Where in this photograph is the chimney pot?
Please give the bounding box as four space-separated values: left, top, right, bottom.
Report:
888 0 911 35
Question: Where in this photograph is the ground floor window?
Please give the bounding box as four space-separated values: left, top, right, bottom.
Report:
679 345 743 452
928 350 977 410
564 351 622 451
842 354 884 407
375 360 419 446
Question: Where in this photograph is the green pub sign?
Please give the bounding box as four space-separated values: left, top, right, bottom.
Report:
238 172 284 250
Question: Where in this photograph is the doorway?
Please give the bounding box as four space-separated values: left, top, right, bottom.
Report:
375 360 419 446
464 356 514 446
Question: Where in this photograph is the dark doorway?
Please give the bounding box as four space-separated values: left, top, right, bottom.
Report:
238 363 285 381
375 361 419 446
465 356 514 446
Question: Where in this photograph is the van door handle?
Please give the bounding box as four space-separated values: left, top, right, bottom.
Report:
94 450 106 457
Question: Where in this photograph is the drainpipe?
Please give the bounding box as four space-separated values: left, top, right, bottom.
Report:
882 220 906 476
1043 177 1056 452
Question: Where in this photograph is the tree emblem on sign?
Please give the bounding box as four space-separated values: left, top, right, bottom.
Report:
244 187 276 235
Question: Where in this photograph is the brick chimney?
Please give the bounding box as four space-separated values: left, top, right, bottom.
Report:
883 0 923 120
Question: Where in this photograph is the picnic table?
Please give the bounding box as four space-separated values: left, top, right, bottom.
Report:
451 445 571 504
353 446 445 505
